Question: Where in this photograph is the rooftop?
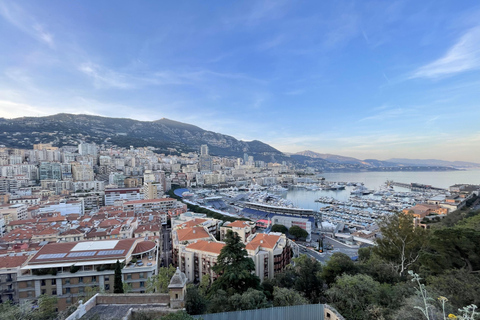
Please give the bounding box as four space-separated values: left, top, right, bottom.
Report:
28 238 138 265
186 240 225 255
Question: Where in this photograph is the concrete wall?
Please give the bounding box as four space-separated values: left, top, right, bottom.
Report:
65 294 99 320
96 293 170 305
324 304 345 320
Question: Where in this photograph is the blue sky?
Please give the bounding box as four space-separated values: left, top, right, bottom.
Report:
1 1 480 162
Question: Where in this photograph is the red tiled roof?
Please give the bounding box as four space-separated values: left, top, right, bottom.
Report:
226 220 251 228
187 240 224 255
179 218 207 228
246 233 280 251
132 241 156 255
176 227 211 242
0 255 29 269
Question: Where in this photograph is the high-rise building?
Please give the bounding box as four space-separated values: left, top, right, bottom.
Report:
78 142 97 156
200 145 209 156
39 162 62 181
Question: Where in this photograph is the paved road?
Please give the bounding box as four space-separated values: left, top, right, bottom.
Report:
160 225 172 267
297 235 359 264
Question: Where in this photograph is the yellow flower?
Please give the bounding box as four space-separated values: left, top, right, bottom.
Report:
448 314 457 319
438 296 448 302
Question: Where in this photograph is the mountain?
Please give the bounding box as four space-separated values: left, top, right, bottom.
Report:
292 150 460 172
0 114 284 161
387 158 480 169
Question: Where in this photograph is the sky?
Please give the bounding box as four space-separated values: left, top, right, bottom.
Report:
1 1 480 162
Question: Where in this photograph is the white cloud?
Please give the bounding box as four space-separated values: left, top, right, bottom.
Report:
411 26 480 79
78 63 133 89
0 2 55 48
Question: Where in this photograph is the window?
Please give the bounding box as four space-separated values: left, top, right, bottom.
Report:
104 284 110 291
175 293 178 299
78 277 83 283
140 281 144 288
127 274 132 280
104 276 109 281
41 280 46 286
52 289 57 295
41 289 46 295
51 279 56 285
27 281 33 287
27 291 33 298
91 276 96 282
65 279 70 285
139 273 144 279
65 288 70 294
79 287 84 294
66 298 72 304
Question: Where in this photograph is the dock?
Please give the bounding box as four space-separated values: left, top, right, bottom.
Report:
390 181 446 191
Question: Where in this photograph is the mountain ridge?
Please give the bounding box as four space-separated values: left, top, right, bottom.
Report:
0 113 284 161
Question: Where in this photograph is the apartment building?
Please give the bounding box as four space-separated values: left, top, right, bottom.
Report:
0 255 29 304
220 220 256 243
17 238 157 311
172 224 291 283
0 203 28 223
104 187 142 206
246 233 292 282
123 198 185 215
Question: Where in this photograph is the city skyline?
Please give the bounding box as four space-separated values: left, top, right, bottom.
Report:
1 1 480 162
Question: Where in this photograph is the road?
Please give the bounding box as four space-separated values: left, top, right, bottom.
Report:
297 235 359 264
159 224 172 267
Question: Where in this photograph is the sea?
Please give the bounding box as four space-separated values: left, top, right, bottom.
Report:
282 170 480 211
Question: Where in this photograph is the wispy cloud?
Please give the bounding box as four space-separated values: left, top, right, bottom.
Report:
359 107 416 122
411 26 480 79
78 63 133 89
0 2 54 48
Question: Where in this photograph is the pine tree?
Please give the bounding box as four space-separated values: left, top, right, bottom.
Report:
114 260 124 294
211 229 260 295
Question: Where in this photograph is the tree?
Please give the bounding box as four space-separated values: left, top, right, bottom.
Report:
207 289 229 314
114 260 124 293
271 224 288 234
321 252 357 286
198 273 211 296
227 288 269 311
420 227 480 275
326 274 382 320
123 282 133 293
160 310 196 320
272 287 308 307
238 288 269 310
426 269 480 308
211 229 260 295
288 226 308 240
373 212 429 276
36 294 58 320
185 285 207 315
146 265 176 293
292 254 323 303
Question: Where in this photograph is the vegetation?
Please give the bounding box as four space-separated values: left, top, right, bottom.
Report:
114 260 124 294
288 225 308 240
146 265 176 293
0 295 60 320
270 224 288 234
210 229 260 295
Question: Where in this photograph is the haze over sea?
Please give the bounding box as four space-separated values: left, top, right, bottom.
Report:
283 170 480 211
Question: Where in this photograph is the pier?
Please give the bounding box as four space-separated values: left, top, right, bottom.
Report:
390 181 446 191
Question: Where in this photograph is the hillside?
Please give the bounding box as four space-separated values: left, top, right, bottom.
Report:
0 114 284 161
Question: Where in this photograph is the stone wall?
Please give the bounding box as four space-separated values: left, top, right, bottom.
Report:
96 293 170 305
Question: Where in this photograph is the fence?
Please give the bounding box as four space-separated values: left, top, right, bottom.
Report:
193 304 325 320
